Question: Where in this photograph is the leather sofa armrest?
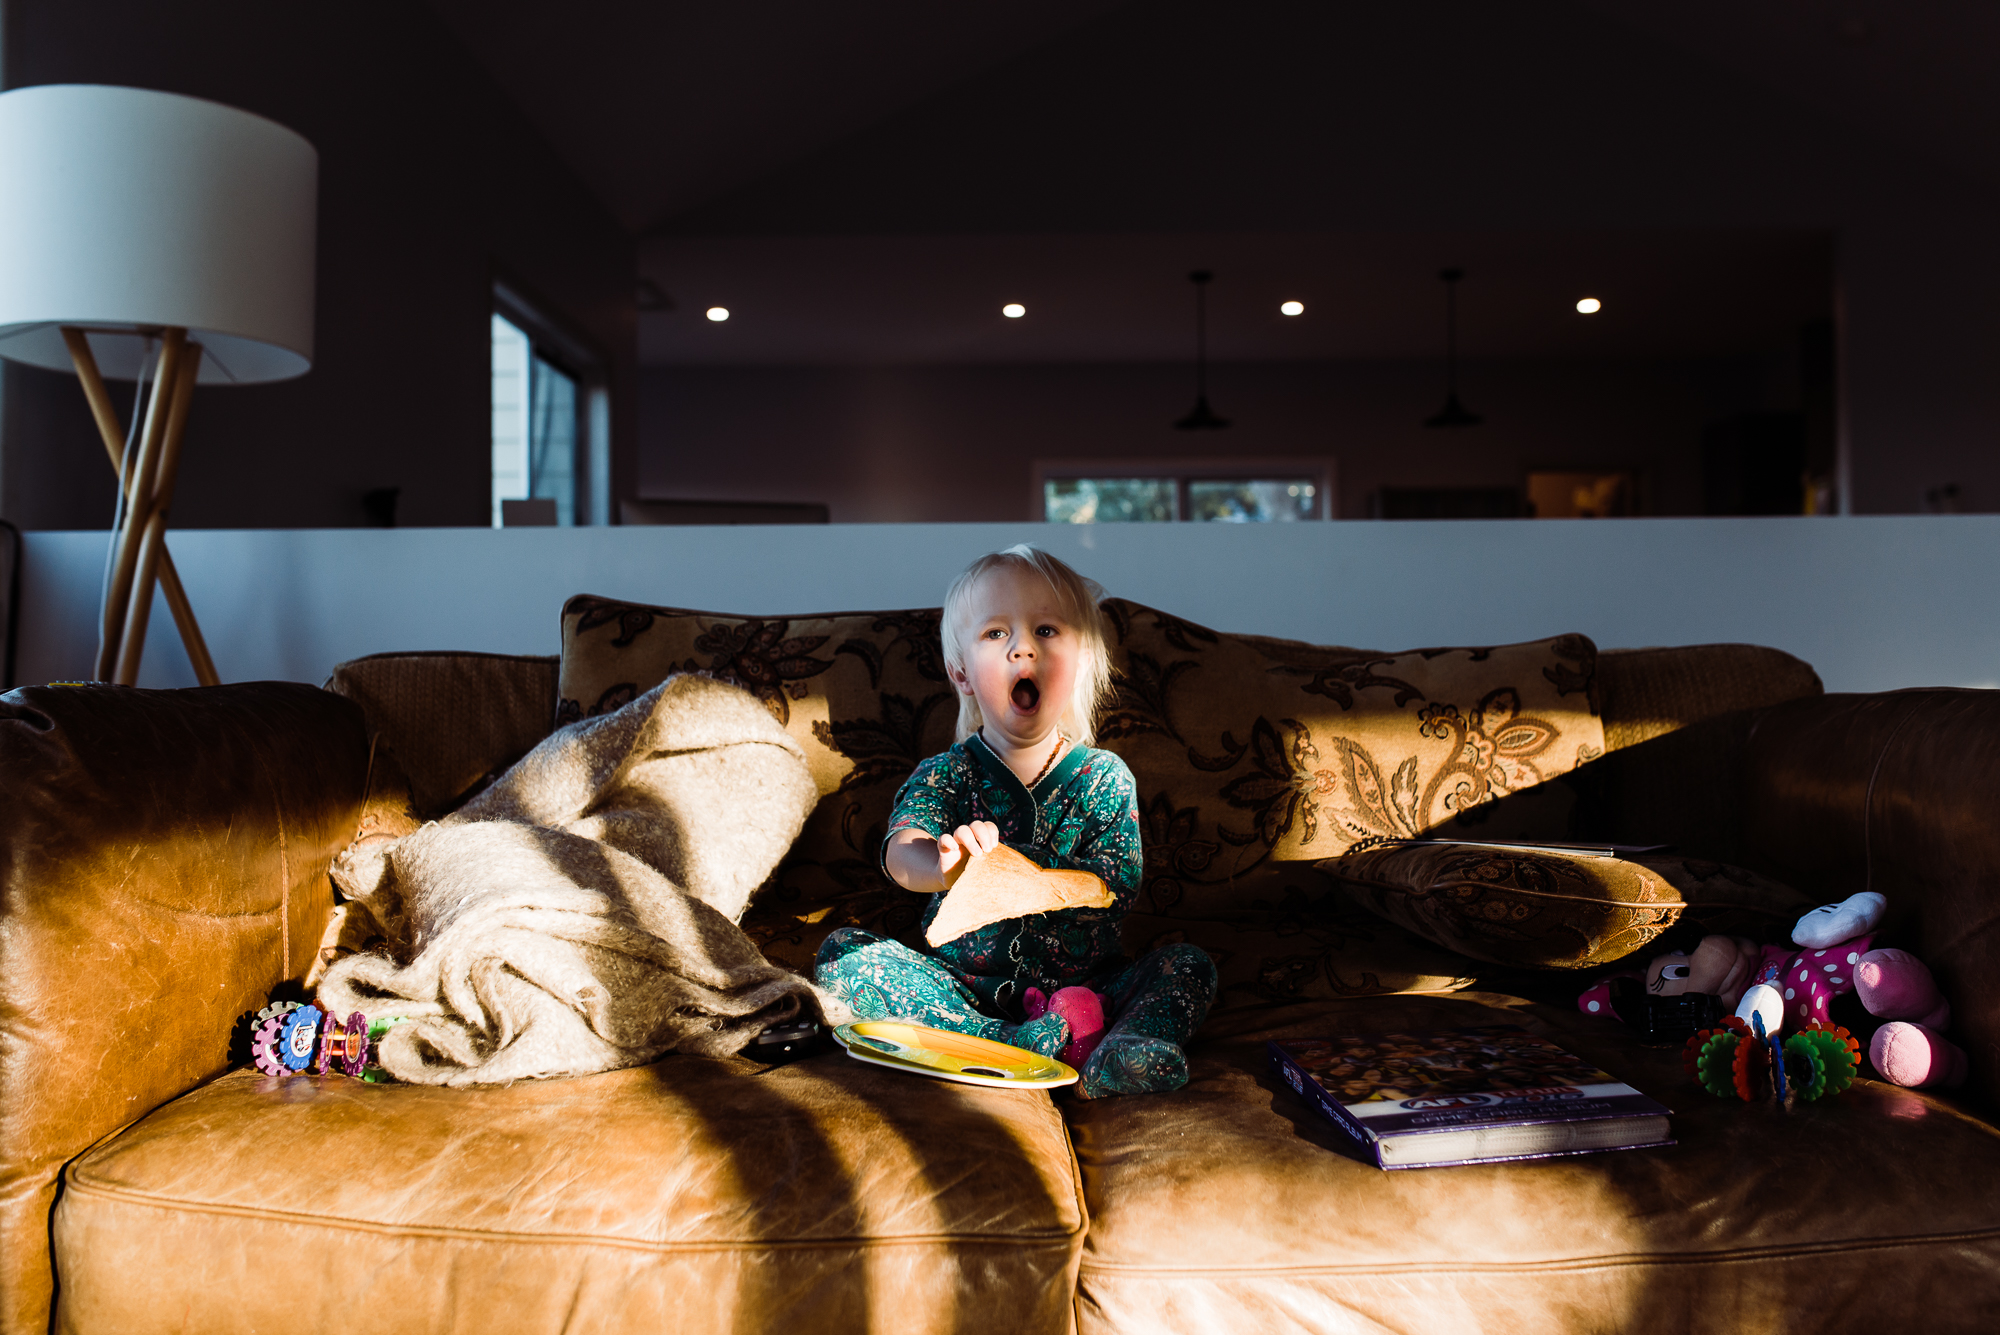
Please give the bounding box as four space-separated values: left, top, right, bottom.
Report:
1742 690 2000 1108
0 681 368 1335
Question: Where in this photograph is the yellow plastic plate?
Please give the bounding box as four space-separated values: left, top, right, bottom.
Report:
833 1021 1078 1089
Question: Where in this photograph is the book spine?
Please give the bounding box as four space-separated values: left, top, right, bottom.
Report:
1349 1094 1669 1136
1267 1042 1386 1169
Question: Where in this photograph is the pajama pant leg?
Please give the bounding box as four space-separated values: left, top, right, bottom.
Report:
815 928 1075 1056
1078 943 1218 1097
814 927 1013 1041
1100 943 1217 1046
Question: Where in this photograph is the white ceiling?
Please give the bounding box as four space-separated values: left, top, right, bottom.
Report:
423 0 1131 234
428 0 2000 237
1576 0 2000 192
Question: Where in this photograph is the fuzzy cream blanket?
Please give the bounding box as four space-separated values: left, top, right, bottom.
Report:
318 674 846 1086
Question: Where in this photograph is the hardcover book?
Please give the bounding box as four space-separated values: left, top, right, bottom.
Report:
1269 1025 1673 1170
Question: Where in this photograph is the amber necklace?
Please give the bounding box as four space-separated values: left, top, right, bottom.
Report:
1026 732 1069 789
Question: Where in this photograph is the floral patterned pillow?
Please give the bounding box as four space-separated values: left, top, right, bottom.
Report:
1096 599 1606 921
557 594 1607 986
558 596 956 972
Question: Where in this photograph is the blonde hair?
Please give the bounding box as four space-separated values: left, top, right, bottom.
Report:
941 544 1112 746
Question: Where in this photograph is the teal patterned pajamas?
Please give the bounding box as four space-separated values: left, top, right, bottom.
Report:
815 734 1217 1097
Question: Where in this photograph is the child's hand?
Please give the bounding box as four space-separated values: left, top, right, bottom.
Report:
936 821 1000 883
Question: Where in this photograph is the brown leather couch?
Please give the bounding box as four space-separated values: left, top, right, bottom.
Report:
5 645 1999 1334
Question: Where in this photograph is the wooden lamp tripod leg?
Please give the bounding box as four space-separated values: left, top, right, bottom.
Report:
115 342 202 685
96 329 181 680
63 328 220 687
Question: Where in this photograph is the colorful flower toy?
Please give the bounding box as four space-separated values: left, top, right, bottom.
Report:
1683 1012 1861 1109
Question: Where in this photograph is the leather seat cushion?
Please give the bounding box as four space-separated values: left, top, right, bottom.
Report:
1066 992 2000 1334
54 1051 1083 1335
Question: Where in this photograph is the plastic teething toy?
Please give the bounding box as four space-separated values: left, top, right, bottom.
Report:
244 1001 403 1081
316 1011 370 1076
249 1002 305 1077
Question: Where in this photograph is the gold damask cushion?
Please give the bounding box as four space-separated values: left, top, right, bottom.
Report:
1098 600 1607 920
558 594 1610 986
558 596 956 971
1317 842 1814 969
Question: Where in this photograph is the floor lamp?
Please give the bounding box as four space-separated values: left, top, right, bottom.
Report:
0 84 317 686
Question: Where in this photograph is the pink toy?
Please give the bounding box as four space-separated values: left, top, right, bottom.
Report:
1855 948 1965 1089
1023 986 1108 1068
1871 1021 1967 1090
1766 936 1873 1029
1855 948 1951 1029
1579 893 1969 1090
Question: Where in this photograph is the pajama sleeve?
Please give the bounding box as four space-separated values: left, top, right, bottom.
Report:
879 751 965 879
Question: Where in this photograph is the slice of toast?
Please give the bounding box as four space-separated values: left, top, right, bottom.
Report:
925 844 1115 947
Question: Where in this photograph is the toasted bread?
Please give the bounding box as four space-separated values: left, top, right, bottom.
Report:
925 844 1115 946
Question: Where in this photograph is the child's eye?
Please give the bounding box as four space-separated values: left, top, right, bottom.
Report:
1036 624 1058 637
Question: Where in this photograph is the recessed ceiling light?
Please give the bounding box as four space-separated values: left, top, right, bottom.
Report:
706 306 730 322
1575 297 1602 314
1280 300 1304 316
1002 303 1026 318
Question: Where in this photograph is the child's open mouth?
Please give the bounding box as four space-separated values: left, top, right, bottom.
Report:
1011 677 1041 712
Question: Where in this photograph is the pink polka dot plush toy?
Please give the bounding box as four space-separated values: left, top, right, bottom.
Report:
1577 891 1967 1090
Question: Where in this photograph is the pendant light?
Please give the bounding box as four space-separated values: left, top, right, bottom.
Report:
1174 269 1230 429
1424 267 1482 428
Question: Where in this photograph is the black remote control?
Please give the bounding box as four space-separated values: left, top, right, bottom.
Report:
747 1019 824 1065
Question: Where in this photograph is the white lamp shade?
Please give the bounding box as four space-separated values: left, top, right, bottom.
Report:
0 84 317 384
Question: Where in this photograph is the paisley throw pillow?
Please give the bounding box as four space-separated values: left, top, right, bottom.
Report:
1097 600 1607 920
558 595 955 971
1317 841 1813 969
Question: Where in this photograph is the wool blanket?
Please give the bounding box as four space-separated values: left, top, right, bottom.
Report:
318 674 845 1086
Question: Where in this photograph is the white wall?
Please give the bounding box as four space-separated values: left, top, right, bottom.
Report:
13 519 1998 697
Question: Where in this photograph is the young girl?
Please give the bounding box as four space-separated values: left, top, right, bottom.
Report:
815 545 1216 1098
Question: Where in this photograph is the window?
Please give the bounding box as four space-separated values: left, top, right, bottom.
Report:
490 282 610 526
1035 459 1334 523
1044 478 1177 524
1187 479 1320 523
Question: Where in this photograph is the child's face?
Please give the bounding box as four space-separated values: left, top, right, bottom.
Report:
952 564 1082 750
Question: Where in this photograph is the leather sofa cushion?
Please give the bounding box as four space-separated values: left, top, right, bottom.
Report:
1317 843 1812 969
0 681 367 1335
53 1051 1083 1335
1066 992 2000 1334
325 651 559 816
1595 643 1822 753
1119 898 1479 1013
1744 690 2000 1108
